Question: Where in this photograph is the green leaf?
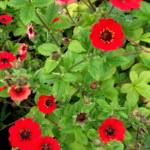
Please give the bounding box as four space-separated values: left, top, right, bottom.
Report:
107 141 124 150
32 0 52 7
88 57 116 81
132 2 150 23
0 89 9 98
63 73 77 82
74 127 88 145
68 40 86 53
20 4 35 24
121 83 139 110
125 89 139 110
87 129 98 140
101 79 118 101
130 71 138 83
140 53 150 68
51 15 73 30
45 3 59 23
140 32 150 43
53 79 76 100
44 59 59 73
135 84 150 100
38 43 59 56
0 1 8 9
70 142 86 150
26 106 45 121
132 71 150 99
0 82 8 98
8 0 28 7
121 83 133 93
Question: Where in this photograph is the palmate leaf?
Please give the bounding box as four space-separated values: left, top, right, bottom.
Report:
38 43 59 56
68 40 86 53
0 1 8 9
8 0 28 7
44 59 59 73
134 71 150 100
107 141 124 150
100 79 118 102
140 32 150 43
122 71 150 110
88 56 116 81
52 79 76 100
32 0 52 7
74 127 88 145
140 52 150 69
19 4 35 24
121 83 139 110
132 1 150 23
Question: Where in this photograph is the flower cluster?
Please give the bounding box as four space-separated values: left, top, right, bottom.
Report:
9 118 61 150
0 0 145 149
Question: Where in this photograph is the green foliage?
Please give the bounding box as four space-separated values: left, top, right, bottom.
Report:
0 0 150 150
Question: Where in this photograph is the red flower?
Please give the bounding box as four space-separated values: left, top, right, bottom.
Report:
37 95 56 114
52 17 60 23
110 0 142 11
27 24 35 39
9 118 41 150
0 51 16 69
89 18 125 51
98 117 126 144
0 86 6 92
8 85 31 102
56 0 76 5
18 43 28 61
19 53 27 62
0 14 13 25
33 136 61 150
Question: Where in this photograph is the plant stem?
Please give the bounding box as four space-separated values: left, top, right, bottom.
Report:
87 0 96 11
68 54 96 71
48 118 62 130
127 38 150 53
35 8 59 46
0 99 32 109
0 121 16 131
65 7 77 26
81 0 92 10
103 6 114 18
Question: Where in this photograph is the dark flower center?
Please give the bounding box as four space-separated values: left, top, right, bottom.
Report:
105 126 115 136
29 28 33 34
76 112 87 123
20 129 31 140
1 17 6 21
120 0 125 3
45 99 53 107
100 29 113 42
15 87 23 93
22 46 27 51
1 58 8 64
41 143 51 150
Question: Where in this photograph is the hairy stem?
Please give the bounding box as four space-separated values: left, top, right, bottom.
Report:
35 8 59 46
65 7 77 25
87 0 96 11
